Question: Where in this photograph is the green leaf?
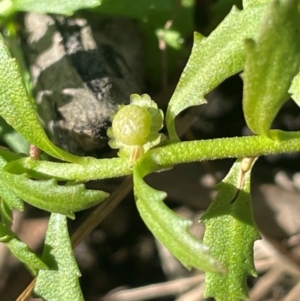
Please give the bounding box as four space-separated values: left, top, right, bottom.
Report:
0 204 47 274
0 0 100 17
243 0 300 137
0 117 30 154
0 157 47 275
7 237 48 275
0 34 84 163
289 68 300 108
166 4 266 141
0 155 23 210
0 147 24 161
0 179 23 210
1 171 108 218
133 158 226 273
243 0 271 8
35 213 84 300
4 156 132 181
0 221 14 241
201 158 260 301
0 198 13 228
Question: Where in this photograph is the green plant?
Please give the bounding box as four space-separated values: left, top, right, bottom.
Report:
0 0 300 300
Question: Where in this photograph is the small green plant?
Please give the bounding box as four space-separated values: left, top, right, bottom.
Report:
0 0 300 300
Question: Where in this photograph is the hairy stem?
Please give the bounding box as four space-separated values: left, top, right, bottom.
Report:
148 133 300 167
11 132 300 180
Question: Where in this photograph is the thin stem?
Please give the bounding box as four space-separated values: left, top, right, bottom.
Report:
148 134 300 167
13 134 300 181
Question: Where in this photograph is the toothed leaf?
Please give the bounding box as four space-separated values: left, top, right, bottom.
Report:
4 156 132 181
166 4 266 141
1 170 108 218
35 213 84 300
134 160 226 273
201 159 260 301
7 237 48 275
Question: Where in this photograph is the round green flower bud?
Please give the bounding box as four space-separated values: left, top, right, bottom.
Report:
112 105 152 146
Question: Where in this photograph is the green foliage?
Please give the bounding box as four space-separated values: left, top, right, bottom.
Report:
0 117 30 154
0 155 23 210
201 159 260 300
0 145 109 219
243 0 271 8
0 161 48 274
35 213 84 301
166 3 266 141
0 0 299 300
0 34 82 163
0 198 13 228
1 171 108 218
0 208 47 274
0 146 23 161
7 238 48 275
4 157 132 181
243 0 300 137
0 0 100 17
134 158 226 273
290 71 300 106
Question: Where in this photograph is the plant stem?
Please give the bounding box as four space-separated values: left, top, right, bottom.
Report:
148 133 300 167
12 133 300 180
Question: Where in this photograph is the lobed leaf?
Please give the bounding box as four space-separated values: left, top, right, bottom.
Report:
1 171 108 218
0 158 47 275
4 156 132 181
166 3 267 141
243 0 300 136
35 213 84 300
201 159 260 301
7 237 48 275
0 155 23 210
133 158 226 273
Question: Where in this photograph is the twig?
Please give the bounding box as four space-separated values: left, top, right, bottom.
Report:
175 281 205 301
249 265 284 301
283 280 300 301
102 274 204 301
